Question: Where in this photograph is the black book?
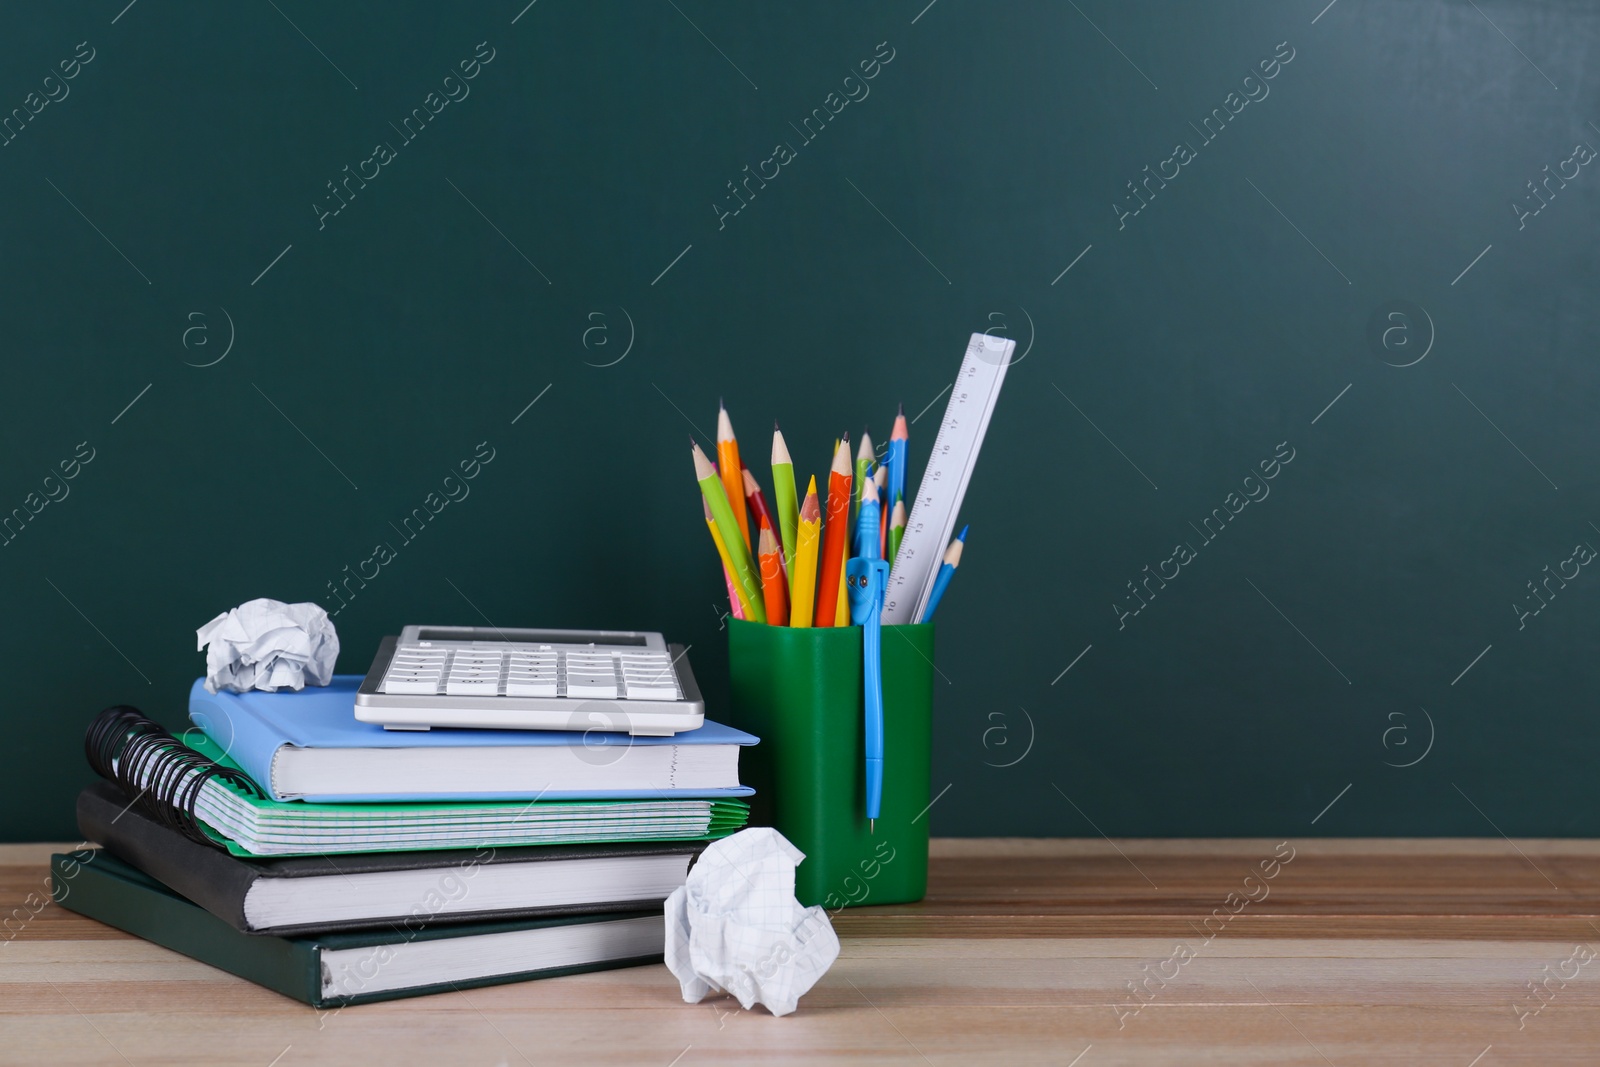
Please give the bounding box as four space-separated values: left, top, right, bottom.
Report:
78 781 699 936
52 850 664 1008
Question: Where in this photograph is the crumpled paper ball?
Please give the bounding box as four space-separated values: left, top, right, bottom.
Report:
196 599 340 694
664 827 840 1016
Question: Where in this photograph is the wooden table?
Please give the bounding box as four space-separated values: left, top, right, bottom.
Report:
6 838 1600 1065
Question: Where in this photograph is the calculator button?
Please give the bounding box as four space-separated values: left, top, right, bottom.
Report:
446 677 501 695
385 676 441 695
621 667 674 682
566 675 618 698
622 680 679 700
506 679 560 697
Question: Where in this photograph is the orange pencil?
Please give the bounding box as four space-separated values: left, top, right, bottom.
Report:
813 435 853 628
757 516 789 626
716 401 750 548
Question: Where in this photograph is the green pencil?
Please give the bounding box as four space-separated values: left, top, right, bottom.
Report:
692 440 766 623
771 423 799 572
853 431 874 523
888 492 906 565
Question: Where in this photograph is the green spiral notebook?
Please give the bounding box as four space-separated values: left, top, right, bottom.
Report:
154 734 748 858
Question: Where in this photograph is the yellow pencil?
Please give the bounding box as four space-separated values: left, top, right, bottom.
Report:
790 477 822 626
833 566 849 626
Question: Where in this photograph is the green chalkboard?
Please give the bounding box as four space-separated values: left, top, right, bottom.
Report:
2 1 1597 841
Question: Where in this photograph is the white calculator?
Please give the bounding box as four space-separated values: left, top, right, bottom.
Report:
354 626 704 735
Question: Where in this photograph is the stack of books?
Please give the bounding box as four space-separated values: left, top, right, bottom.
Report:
55 676 755 1007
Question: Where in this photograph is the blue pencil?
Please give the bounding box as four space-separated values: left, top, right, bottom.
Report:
887 404 908 521
919 525 967 623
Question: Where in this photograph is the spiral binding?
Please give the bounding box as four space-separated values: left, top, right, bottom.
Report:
84 705 265 849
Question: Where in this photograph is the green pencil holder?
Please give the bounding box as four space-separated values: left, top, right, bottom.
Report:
726 618 934 909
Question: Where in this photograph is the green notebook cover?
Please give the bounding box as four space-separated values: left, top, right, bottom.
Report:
174 734 748 858
51 850 665 1008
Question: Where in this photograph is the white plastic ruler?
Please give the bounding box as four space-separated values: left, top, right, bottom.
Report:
882 331 1014 624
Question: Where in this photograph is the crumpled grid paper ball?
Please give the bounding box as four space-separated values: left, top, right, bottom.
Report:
196 599 340 694
664 827 840 1016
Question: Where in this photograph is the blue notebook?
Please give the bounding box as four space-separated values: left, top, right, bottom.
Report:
189 676 757 803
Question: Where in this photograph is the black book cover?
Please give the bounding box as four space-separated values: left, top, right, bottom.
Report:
52 850 663 1008
77 781 701 935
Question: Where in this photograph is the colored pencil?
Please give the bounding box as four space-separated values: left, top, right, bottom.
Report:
887 404 908 517
716 401 750 548
853 431 874 524
814 435 853 628
888 493 906 566
790 477 821 627
771 423 799 574
875 465 889 558
741 465 782 579
703 495 746 620
757 517 789 626
692 440 765 623
920 525 967 623
836 460 858 627
834 560 849 626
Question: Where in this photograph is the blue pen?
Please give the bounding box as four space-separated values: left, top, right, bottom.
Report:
919 525 967 623
846 477 888 831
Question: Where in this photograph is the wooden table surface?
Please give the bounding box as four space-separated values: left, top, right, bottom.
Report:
6 838 1600 1065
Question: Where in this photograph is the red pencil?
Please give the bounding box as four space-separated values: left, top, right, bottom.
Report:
875 464 889 558
741 465 784 580
813 436 853 628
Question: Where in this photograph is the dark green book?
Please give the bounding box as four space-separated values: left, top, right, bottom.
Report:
51 850 664 1008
